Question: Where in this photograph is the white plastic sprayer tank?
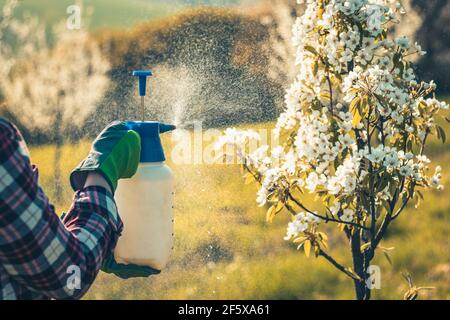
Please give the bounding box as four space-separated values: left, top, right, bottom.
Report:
114 70 176 270
114 121 176 270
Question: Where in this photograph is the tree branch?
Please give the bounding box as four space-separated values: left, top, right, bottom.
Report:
242 160 369 230
318 248 361 281
287 192 370 230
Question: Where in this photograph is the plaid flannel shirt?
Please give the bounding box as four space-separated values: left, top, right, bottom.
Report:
0 118 123 300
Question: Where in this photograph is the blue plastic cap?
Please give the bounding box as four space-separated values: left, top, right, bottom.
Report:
126 121 176 163
132 70 153 97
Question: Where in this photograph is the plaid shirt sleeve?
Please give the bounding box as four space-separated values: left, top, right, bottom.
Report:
0 118 123 300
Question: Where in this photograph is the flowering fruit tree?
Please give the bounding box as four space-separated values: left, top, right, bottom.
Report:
215 0 448 300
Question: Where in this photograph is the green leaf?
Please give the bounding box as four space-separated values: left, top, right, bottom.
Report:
360 242 371 252
346 268 363 281
393 52 402 65
266 205 276 223
317 232 328 241
304 45 318 56
244 173 255 185
350 97 362 128
312 60 319 76
417 190 424 200
398 61 406 77
418 100 427 112
383 251 393 266
320 91 331 101
266 202 284 223
414 193 421 208
381 199 392 215
360 192 370 209
350 97 361 113
377 175 389 192
294 236 307 244
436 126 447 144
314 244 320 257
406 139 413 152
304 240 311 258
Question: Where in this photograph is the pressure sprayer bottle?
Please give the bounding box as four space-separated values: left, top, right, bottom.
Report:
114 70 176 270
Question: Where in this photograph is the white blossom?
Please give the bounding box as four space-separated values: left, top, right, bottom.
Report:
341 208 355 223
284 211 321 241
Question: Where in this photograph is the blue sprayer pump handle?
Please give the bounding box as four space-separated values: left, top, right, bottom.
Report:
133 70 153 96
126 121 176 163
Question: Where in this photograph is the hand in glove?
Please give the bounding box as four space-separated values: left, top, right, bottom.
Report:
70 121 141 193
102 256 161 279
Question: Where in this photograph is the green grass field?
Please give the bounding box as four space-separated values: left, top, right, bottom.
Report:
27 108 450 300
0 0 243 31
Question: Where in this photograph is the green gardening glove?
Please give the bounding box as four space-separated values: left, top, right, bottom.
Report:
70 121 141 193
102 256 161 279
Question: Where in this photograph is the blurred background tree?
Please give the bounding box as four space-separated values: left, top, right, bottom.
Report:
0 3 109 200
411 0 450 92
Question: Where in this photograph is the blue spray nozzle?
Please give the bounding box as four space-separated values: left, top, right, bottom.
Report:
159 123 177 133
132 70 153 97
126 121 176 163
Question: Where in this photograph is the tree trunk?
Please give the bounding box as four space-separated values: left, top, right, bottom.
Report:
53 112 63 203
351 231 371 300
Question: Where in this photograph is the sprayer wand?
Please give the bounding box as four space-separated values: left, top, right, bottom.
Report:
132 70 153 121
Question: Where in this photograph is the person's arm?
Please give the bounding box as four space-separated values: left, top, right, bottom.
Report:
84 172 112 193
0 119 122 299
